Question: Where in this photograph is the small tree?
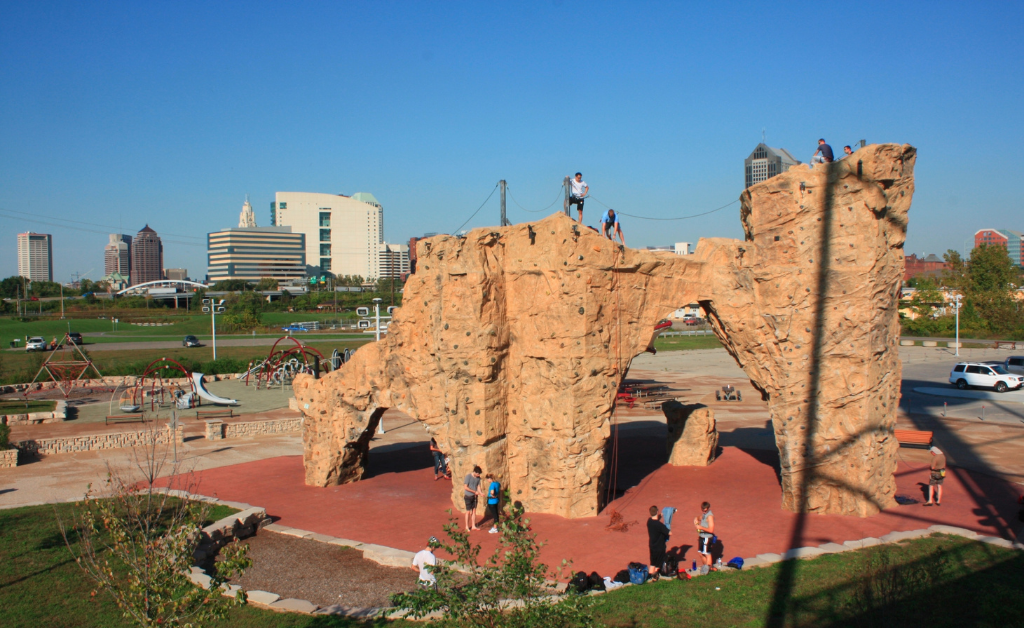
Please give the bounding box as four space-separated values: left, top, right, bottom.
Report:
58 428 250 627
390 499 595 628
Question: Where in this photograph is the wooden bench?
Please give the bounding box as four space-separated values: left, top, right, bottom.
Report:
895 429 933 449
196 408 234 420
642 395 678 409
105 414 146 425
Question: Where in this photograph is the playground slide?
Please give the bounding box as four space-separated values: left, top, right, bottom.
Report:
191 372 239 406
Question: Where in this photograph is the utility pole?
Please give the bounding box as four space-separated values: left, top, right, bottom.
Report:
202 298 225 360
499 180 508 226
563 176 571 216
952 293 963 357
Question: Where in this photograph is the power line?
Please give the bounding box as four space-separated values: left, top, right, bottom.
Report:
0 209 205 247
587 196 740 221
451 183 499 235
506 185 564 213
0 206 204 240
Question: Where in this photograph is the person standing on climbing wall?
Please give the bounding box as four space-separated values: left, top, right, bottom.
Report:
568 172 588 222
601 209 625 245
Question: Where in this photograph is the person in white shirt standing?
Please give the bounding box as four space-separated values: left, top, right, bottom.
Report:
411 536 440 587
568 172 589 222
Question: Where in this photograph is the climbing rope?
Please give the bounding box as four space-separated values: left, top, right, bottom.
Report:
451 182 500 235
507 185 564 213
588 195 739 221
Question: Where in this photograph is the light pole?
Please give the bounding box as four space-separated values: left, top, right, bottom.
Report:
202 298 226 360
373 297 382 342
952 293 963 357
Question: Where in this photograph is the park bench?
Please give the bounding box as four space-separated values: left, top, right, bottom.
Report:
105 414 146 425
894 429 933 449
196 408 234 420
642 394 678 409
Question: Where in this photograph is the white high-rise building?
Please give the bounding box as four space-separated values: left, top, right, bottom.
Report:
238 197 257 228
18 232 53 282
272 191 384 280
378 243 410 279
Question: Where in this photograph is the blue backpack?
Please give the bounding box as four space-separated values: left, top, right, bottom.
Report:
627 562 648 585
726 556 744 570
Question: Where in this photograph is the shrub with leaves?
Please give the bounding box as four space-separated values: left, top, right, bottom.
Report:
58 430 250 627
389 498 595 628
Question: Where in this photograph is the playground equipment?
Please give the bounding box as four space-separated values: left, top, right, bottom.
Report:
29 332 103 398
246 336 328 390
192 372 237 405
111 357 197 415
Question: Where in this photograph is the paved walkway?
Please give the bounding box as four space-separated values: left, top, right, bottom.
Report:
914 386 1024 402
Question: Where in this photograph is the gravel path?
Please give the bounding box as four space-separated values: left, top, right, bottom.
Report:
229 531 419 608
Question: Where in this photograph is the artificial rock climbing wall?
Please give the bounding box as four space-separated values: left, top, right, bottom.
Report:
293 143 915 518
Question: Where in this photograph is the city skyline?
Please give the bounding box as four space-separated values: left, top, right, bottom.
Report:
1 2 1021 280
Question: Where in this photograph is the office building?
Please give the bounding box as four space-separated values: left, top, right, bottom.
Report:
272 191 383 279
904 254 947 282
101 271 129 292
17 232 53 282
645 242 693 255
130 225 164 285
207 226 306 283
238 197 257 228
164 268 189 281
104 234 132 276
745 143 800 189
379 243 410 280
975 228 1024 267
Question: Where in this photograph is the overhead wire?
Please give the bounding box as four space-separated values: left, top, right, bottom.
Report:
451 182 500 235
587 195 740 221
0 206 204 240
0 208 204 247
506 185 564 213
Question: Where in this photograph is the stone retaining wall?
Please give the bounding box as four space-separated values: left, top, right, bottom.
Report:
14 425 184 456
204 417 302 440
0 448 17 468
0 373 242 396
1 400 68 426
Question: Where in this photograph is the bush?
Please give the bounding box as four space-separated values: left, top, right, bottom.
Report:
0 422 10 450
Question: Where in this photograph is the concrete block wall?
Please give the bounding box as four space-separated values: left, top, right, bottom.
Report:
223 417 302 439
0 448 17 468
14 425 185 456
1 400 68 426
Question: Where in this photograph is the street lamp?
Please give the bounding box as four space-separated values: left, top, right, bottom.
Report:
951 293 963 357
202 298 226 360
372 297 383 342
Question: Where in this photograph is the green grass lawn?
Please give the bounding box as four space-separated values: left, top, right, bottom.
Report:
0 399 57 413
4 501 1021 628
653 334 723 352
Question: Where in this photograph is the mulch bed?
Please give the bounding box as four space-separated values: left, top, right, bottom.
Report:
228 531 419 608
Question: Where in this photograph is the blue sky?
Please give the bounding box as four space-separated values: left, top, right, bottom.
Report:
1 1 1021 281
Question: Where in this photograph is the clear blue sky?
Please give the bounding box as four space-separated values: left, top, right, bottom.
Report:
1 1 1021 281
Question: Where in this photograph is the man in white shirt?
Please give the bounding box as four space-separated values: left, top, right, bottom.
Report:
568 172 588 222
411 536 439 587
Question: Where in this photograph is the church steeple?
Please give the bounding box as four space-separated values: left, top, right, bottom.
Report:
238 195 257 228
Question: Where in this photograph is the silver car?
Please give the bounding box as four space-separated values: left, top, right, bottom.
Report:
1005 356 1024 375
25 336 47 351
949 362 1024 393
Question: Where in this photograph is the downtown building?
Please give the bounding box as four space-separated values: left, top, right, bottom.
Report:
130 225 164 285
378 242 410 280
975 228 1024 267
271 192 383 280
17 232 53 282
207 226 306 283
104 234 132 276
744 143 801 189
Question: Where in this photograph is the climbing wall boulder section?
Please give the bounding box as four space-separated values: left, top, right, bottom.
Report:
663 401 718 467
293 143 915 519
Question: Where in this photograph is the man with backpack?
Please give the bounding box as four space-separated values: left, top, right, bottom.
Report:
646 505 671 579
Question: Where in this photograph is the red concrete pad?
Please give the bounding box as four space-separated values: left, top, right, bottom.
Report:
167 442 1022 579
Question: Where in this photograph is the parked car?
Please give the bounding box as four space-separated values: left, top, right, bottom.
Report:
949 362 1024 393
182 335 200 347
1004 356 1024 375
683 317 703 326
25 336 48 351
67 332 83 345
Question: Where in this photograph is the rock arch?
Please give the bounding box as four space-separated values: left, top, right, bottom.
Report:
294 143 915 518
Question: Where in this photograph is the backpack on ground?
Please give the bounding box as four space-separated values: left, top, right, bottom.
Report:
613 569 631 584
660 557 678 577
726 557 744 570
588 571 605 591
627 562 648 585
572 571 590 594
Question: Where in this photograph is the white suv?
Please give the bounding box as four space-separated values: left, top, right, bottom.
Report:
949 362 1024 393
25 336 48 352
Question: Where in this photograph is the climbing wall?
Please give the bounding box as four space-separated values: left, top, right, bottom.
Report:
293 143 916 518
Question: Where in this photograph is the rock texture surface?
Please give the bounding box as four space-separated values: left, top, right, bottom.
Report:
663 402 718 466
294 143 915 518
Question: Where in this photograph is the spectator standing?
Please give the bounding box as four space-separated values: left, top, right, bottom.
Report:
693 501 715 574
924 447 947 506
411 537 440 587
429 438 449 480
601 209 625 245
646 505 671 578
463 465 484 531
568 173 589 222
485 473 501 533
811 139 834 165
